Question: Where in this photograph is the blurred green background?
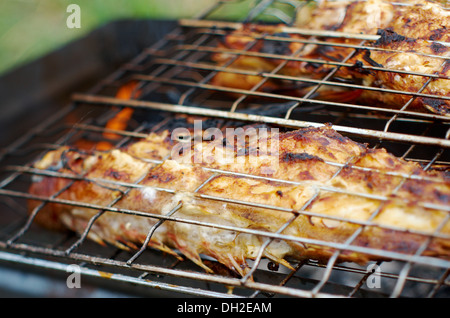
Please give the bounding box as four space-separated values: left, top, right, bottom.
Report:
0 0 258 75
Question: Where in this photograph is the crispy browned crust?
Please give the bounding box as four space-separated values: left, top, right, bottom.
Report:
339 29 450 115
29 125 450 276
389 0 450 42
210 0 450 116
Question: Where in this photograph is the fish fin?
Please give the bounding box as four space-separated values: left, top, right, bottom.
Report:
263 251 295 271
148 239 184 261
170 235 213 273
117 238 139 250
182 249 214 273
202 243 251 278
226 253 251 278
87 232 107 247
112 240 131 251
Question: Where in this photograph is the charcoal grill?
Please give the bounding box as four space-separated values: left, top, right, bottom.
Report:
0 0 449 298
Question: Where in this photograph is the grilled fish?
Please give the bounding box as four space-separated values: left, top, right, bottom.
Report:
211 0 450 115
28 125 450 276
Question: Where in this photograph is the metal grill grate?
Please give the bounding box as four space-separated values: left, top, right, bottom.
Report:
0 0 449 298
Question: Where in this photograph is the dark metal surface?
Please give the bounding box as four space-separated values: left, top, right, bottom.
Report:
0 19 177 149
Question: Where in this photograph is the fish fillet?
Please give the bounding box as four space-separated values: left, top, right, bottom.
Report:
28 125 450 276
210 0 450 115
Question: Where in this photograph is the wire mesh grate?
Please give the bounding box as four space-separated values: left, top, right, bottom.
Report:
0 0 449 298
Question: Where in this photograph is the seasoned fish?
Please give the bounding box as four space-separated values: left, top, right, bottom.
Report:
210 0 450 115
28 125 450 276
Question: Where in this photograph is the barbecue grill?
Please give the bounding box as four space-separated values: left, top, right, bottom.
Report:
0 0 449 298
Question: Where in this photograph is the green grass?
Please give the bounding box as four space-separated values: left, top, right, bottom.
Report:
0 0 220 75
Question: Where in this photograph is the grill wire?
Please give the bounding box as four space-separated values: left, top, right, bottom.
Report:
0 0 449 298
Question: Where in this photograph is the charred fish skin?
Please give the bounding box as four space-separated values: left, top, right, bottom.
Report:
28 125 450 276
211 0 450 116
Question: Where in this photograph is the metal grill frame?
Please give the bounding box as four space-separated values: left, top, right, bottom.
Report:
0 0 449 298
